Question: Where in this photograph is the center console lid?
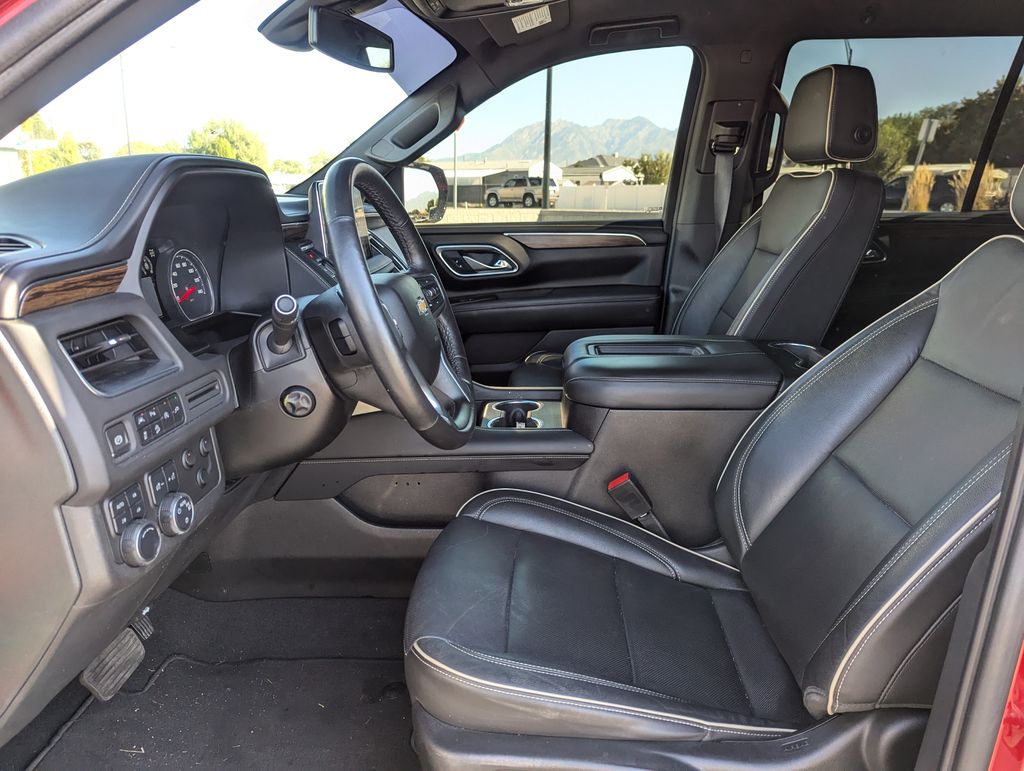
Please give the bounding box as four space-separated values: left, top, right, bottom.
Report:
563 335 783 410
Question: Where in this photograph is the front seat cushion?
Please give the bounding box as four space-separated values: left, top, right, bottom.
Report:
405 489 809 741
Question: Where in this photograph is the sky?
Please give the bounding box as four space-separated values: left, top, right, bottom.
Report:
9 0 1023 171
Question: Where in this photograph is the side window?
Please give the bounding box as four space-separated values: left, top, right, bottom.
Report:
418 46 694 225
783 38 1023 213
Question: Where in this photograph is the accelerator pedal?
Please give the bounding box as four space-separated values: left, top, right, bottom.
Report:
128 607 154 640
79 628 145 701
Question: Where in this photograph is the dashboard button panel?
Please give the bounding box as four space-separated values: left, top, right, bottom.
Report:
134 391 186 446
105 422 131 458
101 430 221 564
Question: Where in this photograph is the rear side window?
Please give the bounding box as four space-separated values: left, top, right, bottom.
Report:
784 38 1023 213
417 46 694 225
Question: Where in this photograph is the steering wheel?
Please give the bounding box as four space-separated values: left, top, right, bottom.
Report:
314 157 475 449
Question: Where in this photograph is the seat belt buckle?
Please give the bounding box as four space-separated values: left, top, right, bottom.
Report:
607 473 669 538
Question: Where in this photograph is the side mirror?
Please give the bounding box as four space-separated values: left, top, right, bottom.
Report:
308 6 393 72
404 162 449 224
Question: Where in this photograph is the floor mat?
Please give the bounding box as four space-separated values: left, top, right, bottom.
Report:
125 591 408 690
32 657 417 770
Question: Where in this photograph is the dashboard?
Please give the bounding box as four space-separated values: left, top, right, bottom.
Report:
0 154 336 747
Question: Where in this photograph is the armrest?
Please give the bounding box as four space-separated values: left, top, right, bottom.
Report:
562 335 782 410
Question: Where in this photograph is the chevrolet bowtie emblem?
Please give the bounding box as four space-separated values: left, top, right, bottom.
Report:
416 296 430 316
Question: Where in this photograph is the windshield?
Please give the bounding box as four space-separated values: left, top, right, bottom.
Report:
0 0 455 191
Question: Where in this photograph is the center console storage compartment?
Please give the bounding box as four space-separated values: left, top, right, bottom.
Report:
562 335 782 410
561 335 784 547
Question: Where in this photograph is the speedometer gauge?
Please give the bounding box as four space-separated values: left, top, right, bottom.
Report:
168 249 215 320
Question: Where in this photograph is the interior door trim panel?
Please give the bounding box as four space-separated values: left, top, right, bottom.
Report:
507 232 648 249
451 286 661 333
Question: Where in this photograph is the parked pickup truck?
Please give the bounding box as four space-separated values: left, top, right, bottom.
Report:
484 175 559 208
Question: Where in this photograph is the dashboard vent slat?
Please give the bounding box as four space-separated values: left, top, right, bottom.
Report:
0 236 32 254
59 319 159 393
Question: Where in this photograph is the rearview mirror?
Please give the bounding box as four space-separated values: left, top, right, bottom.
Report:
308 6 394 72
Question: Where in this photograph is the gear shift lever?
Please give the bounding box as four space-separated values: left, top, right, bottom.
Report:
269 294 299 354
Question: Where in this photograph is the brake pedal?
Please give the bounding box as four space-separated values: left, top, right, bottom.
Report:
79 628 145 701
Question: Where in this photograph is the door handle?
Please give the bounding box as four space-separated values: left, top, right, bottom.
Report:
435 244 519 278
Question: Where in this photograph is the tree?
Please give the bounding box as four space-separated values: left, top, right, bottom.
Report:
114 140 182 156
629 151 672 185
861 119 913 182
307 150 333 172
185 119 268 170
77 141 102 162
272 159 305 174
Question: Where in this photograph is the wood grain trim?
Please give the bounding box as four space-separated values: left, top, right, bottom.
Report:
19 263 127 316
507 232 647 249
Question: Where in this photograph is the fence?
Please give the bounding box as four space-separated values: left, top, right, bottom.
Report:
555 183 667 212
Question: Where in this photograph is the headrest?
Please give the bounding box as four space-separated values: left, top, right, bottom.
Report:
784 65 878 165
1012 169 1023 230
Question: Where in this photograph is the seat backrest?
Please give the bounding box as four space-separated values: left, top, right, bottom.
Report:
715 173 1024 719
672 65 882 345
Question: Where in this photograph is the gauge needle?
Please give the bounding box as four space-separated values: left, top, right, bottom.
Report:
177 286 197 303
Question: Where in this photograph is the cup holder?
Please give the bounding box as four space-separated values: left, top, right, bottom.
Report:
486 400 543 429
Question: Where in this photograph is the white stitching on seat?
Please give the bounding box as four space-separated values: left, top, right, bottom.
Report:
410 641 794 737
455 488 741 573
670 215 764 334
828 502 998 713
424 637 695 703
716 234 1024 498
729 170 837 335
877 596 960 705
809 444 1011 661
730 298 939 549
474 494 680 580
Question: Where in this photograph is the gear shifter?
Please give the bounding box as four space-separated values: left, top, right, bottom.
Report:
269 294 299 354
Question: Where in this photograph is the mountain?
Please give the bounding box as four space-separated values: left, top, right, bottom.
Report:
457 117 675 166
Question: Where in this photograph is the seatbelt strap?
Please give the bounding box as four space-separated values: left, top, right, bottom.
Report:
709 126 745 249
607 472 670 538
712 147 735 249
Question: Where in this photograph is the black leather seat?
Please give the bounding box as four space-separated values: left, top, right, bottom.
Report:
508 64 884 388
405 175 1024 766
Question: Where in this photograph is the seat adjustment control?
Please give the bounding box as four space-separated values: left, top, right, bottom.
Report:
158 492 195 536
121 520 161 567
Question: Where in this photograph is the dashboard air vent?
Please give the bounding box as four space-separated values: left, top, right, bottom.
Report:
0 236 32 254
59 319 159 392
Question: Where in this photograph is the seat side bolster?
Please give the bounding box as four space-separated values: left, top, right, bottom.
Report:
459 488 744 590
802 481 1004 718
406 636 799 742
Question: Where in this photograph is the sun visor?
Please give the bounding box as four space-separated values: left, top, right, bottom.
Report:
478 1 568 45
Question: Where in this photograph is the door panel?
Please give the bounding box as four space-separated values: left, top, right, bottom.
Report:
420 225 668 383
825 212 1018 348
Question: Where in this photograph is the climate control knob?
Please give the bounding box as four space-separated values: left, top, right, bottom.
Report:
158 492 195 536
121 520 161 567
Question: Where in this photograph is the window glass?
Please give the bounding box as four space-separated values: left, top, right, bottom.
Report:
987 75 1024 209
783 38 1021 212
416 47 694 225
0 0 455 191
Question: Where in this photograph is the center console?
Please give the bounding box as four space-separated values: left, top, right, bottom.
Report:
556 334 792 546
